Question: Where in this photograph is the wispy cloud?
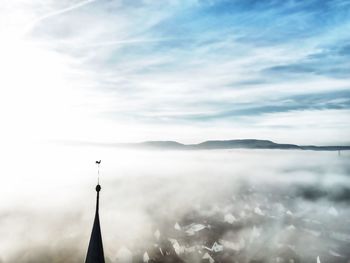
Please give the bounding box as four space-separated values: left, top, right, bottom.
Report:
1 0 350 144
29 0 97 29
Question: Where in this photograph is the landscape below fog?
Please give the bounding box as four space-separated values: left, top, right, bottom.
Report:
1 145 350 263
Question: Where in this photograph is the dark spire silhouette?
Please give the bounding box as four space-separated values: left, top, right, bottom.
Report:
85 184 105 263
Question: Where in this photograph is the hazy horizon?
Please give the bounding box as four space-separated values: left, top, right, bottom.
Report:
61 138 350 147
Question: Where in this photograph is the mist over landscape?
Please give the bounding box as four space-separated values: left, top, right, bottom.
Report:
1 0 350 262
1 144 349 262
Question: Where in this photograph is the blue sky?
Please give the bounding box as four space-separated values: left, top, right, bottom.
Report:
1 0 350 144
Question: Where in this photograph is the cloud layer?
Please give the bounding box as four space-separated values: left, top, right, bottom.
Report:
1 147 350 262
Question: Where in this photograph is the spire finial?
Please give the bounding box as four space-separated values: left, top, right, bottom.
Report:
85 160 105 263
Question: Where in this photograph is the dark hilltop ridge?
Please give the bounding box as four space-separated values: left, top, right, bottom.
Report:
112 139 350 151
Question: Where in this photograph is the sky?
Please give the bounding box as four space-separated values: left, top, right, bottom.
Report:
1 0 350 145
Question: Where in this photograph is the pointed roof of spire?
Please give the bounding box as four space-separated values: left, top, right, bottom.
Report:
85 184 105 263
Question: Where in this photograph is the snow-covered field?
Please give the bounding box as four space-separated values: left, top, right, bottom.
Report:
1 144 349 262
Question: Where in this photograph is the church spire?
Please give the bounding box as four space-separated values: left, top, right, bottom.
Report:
85 161 105 263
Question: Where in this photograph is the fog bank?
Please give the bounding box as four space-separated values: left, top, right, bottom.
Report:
0 145 349 262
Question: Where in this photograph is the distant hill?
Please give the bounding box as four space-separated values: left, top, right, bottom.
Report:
112 139 350 151
191 139 301 150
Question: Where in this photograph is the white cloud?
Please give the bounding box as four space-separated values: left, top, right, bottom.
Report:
0 0 349 146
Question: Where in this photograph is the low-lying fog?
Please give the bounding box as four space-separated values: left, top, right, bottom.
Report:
0 144 349 263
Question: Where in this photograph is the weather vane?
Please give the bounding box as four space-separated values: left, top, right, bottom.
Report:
96 160 101 185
